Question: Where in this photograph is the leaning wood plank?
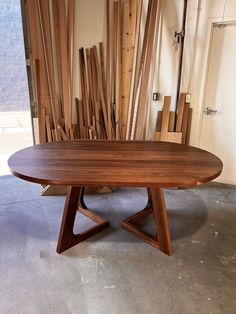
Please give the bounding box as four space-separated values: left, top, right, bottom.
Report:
26 0 51 120
106 0 112 139
144 3 161 140
153 131 182 144
91 47 98 104
186 108 193 145
95 101 101 138
156 110 163 132
67 0 74 114
100 42 112 139
135 0 161 139
126 0 143 139
85 49 94 118
41 107 46 143
120 0 137 140
39 0 56 94
133 0 153 99
175 92 186 132
79 49 88 128
160 96 171 136
58 0 71 135
78 99 84 139
75 98 80 138
27 0 59 142
45 115 52 142
42 0 61 128
181 103 190 144
168 111 176 132
130 78 141 139
58 123 69 140
51 129 56 141
73 124 78 139
90 48 101 138
112 2 118 115
69 129 74 140
30 57 38 107
53 95 61 140
37 0 59 140
33 117 40 144
114 1 121 139
34 59 45 143
99 42 107 105
79 48 91 138
93 46 109 138
51 0 63 113
48 0 60 100
153 131 161 140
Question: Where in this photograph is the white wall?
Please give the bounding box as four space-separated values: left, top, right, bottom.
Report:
182 0 236 145
73 0 236 143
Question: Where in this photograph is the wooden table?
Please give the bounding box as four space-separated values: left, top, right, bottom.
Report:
8 140 222 255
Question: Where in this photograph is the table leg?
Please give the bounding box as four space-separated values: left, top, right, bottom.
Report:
121 187 173 256
79 186 88 209
150 187 173 255
56 186 110 254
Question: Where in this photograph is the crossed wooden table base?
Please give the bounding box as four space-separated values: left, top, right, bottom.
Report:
8 140 222 256
57 186 172 255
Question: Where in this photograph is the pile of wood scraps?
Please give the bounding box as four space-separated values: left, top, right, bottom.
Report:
153 93 193 144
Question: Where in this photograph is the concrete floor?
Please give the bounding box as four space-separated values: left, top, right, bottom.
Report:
0 111 33 176
0 176 236 314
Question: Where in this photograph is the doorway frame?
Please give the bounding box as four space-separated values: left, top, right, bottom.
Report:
194 16 236 147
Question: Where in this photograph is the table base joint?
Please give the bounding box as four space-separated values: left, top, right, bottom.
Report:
121 187 173 256
56 186 109 254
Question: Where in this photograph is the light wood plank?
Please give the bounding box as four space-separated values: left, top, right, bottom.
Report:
46 115 52 142
186 108 193 145
153 131 182 143
175 92 186 132
168 111 176 132
160 96 171 137
181 103 190 144
120 0 137 139
135 0 161 139
93 46 109 138
106 0 112 139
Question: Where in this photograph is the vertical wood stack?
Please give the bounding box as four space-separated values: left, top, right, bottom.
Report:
77 0 162 140
153 93 193 144
24 0 192 144
24 0 74 144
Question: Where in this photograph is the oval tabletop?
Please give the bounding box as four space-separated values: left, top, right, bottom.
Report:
8 140 223 188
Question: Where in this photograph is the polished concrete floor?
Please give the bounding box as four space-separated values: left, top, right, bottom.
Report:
0 175 236 314
0 111 33 176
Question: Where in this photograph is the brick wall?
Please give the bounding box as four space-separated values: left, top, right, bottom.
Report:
0 0 29 111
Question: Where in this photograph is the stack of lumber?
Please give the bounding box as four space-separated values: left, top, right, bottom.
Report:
75 44 112 140
25 0 75 143
24 0 159 142
26 0 189 144
153 93 193 144
72 0 163 141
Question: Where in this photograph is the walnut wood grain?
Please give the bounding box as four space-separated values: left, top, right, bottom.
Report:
57 186 109 253
122 187 172 255
8 140 223 188
8 140 223 255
